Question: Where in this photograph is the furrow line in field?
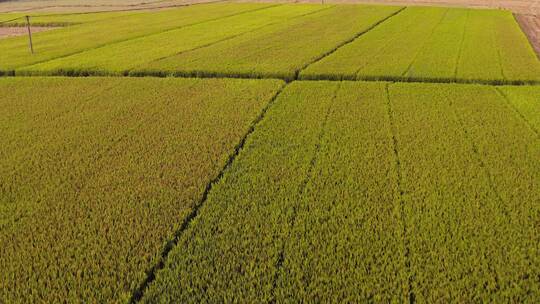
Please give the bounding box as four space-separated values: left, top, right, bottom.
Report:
129 81 289 303
16 4 282 71
385 83 414 303
448 98 510 292
269 82 340 303
454 10 470 79
492 21 506 81
294 6 407 80
494 87 539 138
449 98 511 221
402 8 449 77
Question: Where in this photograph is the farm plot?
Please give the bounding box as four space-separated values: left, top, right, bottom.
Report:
17 4 327 76
389 83 539 301
130 5 403 81
0 2 274 72
141 81 539 302
0 77 284 303
301 7 540 84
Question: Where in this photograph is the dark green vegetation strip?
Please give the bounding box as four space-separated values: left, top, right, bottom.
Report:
16 4 328 76
0 3 277 71
0 77 284 302
300 7 540 84
141 81 539 302
130 5 403 81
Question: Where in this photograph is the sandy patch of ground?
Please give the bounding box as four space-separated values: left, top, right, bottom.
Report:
516 13 540 58
0 26 59 39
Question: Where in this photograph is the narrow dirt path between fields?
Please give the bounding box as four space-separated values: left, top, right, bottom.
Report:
0 26 59 39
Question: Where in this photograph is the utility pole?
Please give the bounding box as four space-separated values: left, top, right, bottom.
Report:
25 15 34 54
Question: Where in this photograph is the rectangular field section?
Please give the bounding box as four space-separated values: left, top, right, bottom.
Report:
0 3 275 72
301 7 540 84
0 77 284 303
131 5 403 81
141 81 539 302
16 4 327 75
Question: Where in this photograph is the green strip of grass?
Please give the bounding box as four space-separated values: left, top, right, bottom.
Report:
0 77 284 303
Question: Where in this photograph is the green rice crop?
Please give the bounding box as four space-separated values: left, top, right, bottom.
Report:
389 82 539 301
497 86 540 134
141 81 540 302
301 7 540 84
0 3 274 72
130 5 403 81
0 76 284 303
18 4 326 76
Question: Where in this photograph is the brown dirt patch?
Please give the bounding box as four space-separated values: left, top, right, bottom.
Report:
515 13 540 58
0 26 59 39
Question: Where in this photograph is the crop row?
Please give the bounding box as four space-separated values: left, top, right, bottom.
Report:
301 7 540 84
141 81 539 302
17 4 329 76
0 3 277 71
0 77 284 303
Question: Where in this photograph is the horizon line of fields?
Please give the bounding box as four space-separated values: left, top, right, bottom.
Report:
1 3 538 85
1 77 538 302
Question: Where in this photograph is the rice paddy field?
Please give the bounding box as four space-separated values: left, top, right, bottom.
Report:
0 1 539 303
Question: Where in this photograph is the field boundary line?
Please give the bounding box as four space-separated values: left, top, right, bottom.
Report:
4 71 540 86
293 6 407 80
12 3 282 72
494 87 539 138
269 82 341 302
299 73 540 85
128 5 337 76
385 83 415 303
128 81 288 303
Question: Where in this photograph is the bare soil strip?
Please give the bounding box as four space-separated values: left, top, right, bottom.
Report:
0 26 59 39
516 14 540 59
